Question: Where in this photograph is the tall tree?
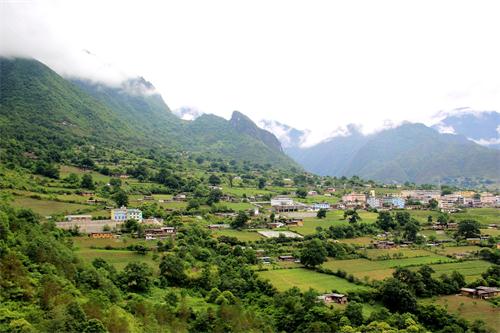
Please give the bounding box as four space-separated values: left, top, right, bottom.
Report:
300 239 327 268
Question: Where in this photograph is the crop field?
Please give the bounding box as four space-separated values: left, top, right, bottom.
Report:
11 196 91 216
420 296 500 332
338 237 375 246
322 256 454 281
73 236 157 250
433 245 481 256
452 208 500 226
258 268 371 293
361 248 434 260
224 202 255 211
482 228 500 236
288 210 378 235
211 229 263 242
223 187 272 197
59 165 112 183
77 248 158 271
410 260 492 282
420 229 453 240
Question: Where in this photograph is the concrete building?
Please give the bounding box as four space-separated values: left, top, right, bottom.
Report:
111 206 143 222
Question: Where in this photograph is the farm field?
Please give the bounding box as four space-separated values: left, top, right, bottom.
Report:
223 187 271 197
433 245 481 256
224 202 255 210
420 229 453 240
258 268 371 293
420 295 500 332
338 237 374 246
482 228 500 236
211 229 263 242
289 210 378 235
452 208 500 226
362 248 434 260
59 165 112 183
76 248 158 272
410 260 493 282
11 196 91 216
322 256 454 281
73 236 156 250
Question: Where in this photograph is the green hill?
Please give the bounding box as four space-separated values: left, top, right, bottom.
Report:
0 57 297 169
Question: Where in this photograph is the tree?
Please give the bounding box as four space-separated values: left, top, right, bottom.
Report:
231 211 249 229
395 211 411 227
403 219 420 242
344 209 361 224
344 302 364 326
83 319 107 333
207 189 222 205
428 198 438 210
208 174 221 186
376 211 395 231
380 278 417 313
296 188 308 199
113 190 128 207
457 219 481 238
258 178 266 189
300 239 327 268
437 213 449 226
316 208 327 219
160 253 187 286
119 262 152 292
80 174 95 190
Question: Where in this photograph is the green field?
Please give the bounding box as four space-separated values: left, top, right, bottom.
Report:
73 236 156 250
410 260 492 282
338 237 375 246
258 268 371 293
322 256 454 281
420 296 500 332
362 248 434 260
11 196 91 216
288 210 378 235
212 229 263 242
452 208 500 226
77 248 158 271
60 165 112 183
434 246 481 256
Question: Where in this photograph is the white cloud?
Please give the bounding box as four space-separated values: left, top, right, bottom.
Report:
1 0 500 141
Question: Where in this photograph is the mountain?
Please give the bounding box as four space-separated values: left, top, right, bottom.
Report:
433 109 500 149
286 123 500 185
258 119 309 148
230 111 283 152
0 57 296 168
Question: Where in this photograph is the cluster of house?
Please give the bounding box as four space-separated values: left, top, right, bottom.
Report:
460 286 499 299
339 190 499 212
270 196 331 212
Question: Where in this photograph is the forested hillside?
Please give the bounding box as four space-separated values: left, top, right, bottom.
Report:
0 57 297 169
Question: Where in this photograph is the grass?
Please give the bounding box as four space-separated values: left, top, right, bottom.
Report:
410 260 493 282
60 165 112 183
338 237 375 246
420 295 500 332
211 229 263 242
452 208 500 226
322 256 454 281
77 248 158 272
11 196 91 216
434 246 482 256
288 210 378 235
257 268 371 293
361 248 434 260
73 236 157 250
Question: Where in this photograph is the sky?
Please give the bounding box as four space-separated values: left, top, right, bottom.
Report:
1 0 500 145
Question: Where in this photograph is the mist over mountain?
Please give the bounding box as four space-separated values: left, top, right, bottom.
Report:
172 107 204 121
263 117 500 185
432 109 500 149
258 119 310 148
0 57 295 169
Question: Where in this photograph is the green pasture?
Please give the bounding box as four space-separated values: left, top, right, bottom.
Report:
420 295 499 332
11 196 91 216
257 268 371 293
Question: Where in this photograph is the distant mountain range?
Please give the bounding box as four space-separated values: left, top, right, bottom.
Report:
263 115 500 185
432 109 500 149
0 57 296 169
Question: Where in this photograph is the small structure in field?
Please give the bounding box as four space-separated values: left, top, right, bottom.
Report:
318 293 348 304
207 224 230 230
460 286 500 299
144 227 176 240
278 255 296 262
89 232 114 239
